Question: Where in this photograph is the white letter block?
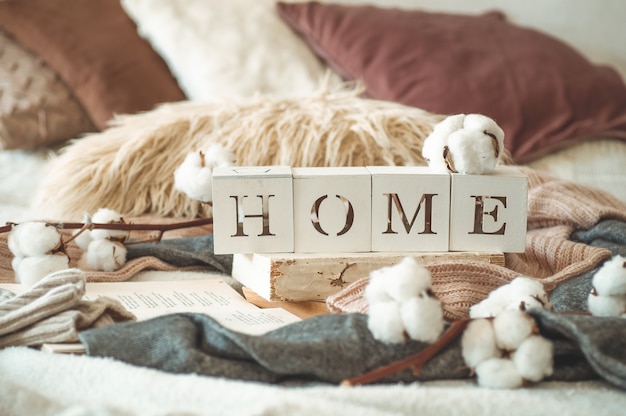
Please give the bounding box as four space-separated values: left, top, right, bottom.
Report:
212 166 294 254
367 166 450 252
449 166 528 253
293 167 371 253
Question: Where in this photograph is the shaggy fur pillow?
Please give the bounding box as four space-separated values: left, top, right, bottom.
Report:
33 88 443 220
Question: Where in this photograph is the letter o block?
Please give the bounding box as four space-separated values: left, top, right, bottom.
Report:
212 166 294 254
293 167 371 253
449 166 528 253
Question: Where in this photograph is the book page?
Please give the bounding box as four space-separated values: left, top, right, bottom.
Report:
84 279 300 334
0 279 301 336
83 279 301 334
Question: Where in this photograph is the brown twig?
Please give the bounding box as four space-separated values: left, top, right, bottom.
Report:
340 318 471 386
0 218 213 237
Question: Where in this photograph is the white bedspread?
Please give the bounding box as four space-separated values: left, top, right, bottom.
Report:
2 145 626 416
1 346 624 416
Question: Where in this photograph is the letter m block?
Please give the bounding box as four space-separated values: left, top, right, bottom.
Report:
449 166 528 253
368 166 450 252
212 166 294 254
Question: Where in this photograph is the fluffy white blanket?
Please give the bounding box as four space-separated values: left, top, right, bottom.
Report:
1 346 624 416
2 143 626 416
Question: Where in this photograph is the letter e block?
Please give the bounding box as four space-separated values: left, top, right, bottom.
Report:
449 166 528 253
293 167 371 253
212 166 294 254
368 166 450 252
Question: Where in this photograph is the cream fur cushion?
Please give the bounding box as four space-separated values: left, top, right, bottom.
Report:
33 88 443 220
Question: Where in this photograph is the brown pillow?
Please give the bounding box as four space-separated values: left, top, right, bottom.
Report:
0 30 96 150
277 2 626 162
0 0 186 130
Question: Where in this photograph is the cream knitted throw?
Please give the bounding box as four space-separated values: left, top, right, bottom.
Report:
0 268 135 347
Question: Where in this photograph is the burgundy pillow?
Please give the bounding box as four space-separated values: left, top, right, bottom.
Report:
277 2 626 162
0 0 186 130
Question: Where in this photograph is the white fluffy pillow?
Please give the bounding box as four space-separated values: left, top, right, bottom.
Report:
121 0 340 100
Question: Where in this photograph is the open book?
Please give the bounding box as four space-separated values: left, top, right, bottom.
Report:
1 277 302 353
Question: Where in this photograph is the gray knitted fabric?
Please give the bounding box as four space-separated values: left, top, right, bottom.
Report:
79 310 626 389
529 309 626 390
80 312 467 385
126 235 233 274
76 220 626 388
550 219 626 311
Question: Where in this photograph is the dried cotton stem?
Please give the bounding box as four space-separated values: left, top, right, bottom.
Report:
341 318 470 386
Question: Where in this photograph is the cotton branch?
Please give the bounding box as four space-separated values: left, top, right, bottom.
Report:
0 218 213 243
341 318 471 386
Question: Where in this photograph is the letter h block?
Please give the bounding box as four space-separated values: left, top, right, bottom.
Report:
212 166 294 254
292 167 372 253
368 166 450 252
449 166 528 253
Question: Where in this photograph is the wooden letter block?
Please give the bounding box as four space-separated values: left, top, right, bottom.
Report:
212 166 294 254
449 166 528 253
368 166 450 252
292 167 371 253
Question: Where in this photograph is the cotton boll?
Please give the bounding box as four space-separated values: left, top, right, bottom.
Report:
470 277 551 318
512 335 554 382
422 114 465 173
7 226 25 258
448 114 504 175
509 277 545 295
469 287 510 318
173 151 215 203
367 301 405 344
383 257 433 303
423 113 504 175
364 270 394 304
421 131 450 174
447 129 499 174
510 277 553 311
463 114 505 156
15 254 70 288
202 143 236 168
90 208 129 241
174 144 235 203
80 239 127 272
587 291 626 317
462 318 501 369
8 222 62 257
400 296 444 343
72 228 93 251
433 113 466 137
71 213 93 250
11 256 22 273
90 208 124 224
507 295 545 313
492 309 537 351
475 358 523 389
592 255 626 297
